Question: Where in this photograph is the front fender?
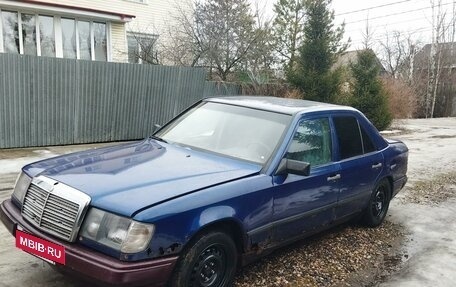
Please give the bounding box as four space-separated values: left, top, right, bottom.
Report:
137 205 246 259
196 206 237 227
132 175 274 261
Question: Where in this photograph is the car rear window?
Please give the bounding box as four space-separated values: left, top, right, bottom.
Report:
333 116 363 159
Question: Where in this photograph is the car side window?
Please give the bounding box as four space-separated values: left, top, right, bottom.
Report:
333 116 363 159
287 118 332 167
360 125 377 153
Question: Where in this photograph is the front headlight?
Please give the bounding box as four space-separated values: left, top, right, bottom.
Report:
12 172 32 204
80 208 154 254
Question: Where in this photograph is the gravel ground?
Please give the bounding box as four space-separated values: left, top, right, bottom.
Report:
235 221 405 287
402 172 456 205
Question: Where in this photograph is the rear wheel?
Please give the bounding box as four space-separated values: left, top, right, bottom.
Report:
363 179 391 227
170 231 237 287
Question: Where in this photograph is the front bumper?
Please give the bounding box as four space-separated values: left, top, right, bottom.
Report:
0 199 178 287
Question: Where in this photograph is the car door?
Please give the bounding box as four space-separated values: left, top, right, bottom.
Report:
332 115 384 219
272 117 341 242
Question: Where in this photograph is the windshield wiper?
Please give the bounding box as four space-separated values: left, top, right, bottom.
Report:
149 135 167 143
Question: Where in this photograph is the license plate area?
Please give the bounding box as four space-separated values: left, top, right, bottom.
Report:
15 229 66 265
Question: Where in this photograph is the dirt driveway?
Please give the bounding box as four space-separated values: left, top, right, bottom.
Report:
0 118 455 286
380 118 456 286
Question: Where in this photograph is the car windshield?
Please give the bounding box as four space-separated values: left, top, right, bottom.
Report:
155 102 291 164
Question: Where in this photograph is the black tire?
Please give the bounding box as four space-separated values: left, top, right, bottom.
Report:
170 231 238 287
363 179 391 227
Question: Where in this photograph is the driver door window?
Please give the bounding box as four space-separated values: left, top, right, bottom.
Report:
272 117 338 242
287 118 332 167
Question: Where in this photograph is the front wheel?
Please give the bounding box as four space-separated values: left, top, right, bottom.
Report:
170 231 238 287
362 179 391 227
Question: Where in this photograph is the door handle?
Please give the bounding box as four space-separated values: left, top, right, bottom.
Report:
372 163 383 169
327 174 341 181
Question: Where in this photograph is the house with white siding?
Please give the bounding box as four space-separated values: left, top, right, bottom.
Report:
0 0 190 63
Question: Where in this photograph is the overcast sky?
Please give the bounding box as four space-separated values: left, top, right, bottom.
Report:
253 0 456 50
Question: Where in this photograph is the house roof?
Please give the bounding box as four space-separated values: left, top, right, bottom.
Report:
333 50 359 69
0 0 135 22
414 42 456 68
333 49 387 74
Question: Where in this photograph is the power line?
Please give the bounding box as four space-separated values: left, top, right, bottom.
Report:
348 26 432 45
335 0 416 16
343 1 456 25
344 16 430 33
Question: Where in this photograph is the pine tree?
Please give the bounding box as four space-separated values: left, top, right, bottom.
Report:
272 0 306 73
350 50 392 130
288 0 347 103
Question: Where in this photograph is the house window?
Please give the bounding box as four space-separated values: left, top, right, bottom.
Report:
39 15 55 57
0 10 109 61
61 18 76 59
59 18 107 61
127 33 158 64
93 22 107 61
1 11 19 54
21 13 37 55
78 21 91 60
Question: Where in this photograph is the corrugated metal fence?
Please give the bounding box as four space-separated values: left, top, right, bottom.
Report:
204 81 242 98
0 54 241 148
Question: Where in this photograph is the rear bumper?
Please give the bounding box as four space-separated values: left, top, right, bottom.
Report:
392 175 407 198
0 199 177 287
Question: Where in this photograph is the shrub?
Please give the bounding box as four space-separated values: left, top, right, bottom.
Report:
240 83 304 98
381 77 418 119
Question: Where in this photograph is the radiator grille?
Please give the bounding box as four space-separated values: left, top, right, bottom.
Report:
21 178 90 242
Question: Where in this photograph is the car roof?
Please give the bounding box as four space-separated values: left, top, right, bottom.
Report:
205 96 355 115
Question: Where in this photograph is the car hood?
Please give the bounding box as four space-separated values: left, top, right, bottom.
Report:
23 139 261 217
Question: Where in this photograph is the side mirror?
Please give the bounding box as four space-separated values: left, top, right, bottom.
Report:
276 158 310 177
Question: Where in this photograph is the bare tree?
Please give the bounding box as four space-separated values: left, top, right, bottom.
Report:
241 1 276 85
404 35 421 84
426 0 452 118
206 0 261 80
452 1 456 42
161 1 209 67
378 31 405 78
162 0 262 81
377 30 422 80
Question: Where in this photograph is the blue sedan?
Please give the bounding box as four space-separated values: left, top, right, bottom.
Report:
1 96 408 287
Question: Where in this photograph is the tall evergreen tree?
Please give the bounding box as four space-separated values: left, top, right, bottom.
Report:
350 50 392 130
288 0 347 102
272 0 306 73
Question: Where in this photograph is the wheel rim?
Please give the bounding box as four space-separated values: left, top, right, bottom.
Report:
372 185 387 218
192 244 227 287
